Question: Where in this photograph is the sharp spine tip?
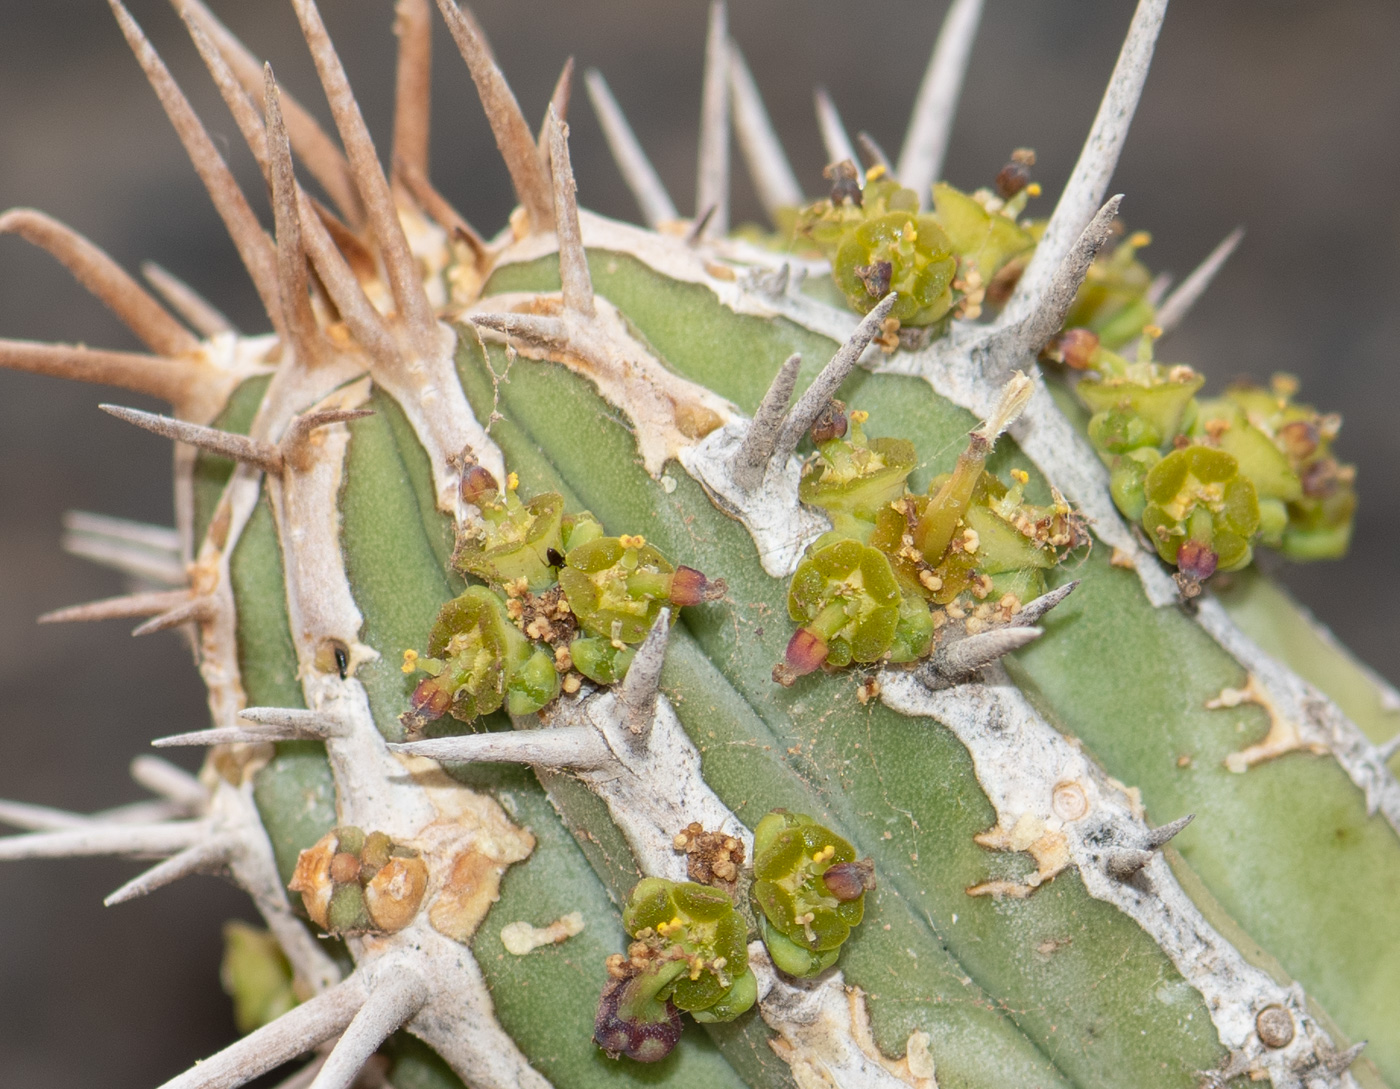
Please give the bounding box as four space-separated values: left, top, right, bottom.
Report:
1145 813 1194 850
101 403 284 474
547 107 594 317
814 86 858 170
1012 580 1080 626
617 609 670 739
896 0 986 207
730 352 803 491
775 293 896 462
1153 226 1245 337
694 1 730 237
583 68 679 228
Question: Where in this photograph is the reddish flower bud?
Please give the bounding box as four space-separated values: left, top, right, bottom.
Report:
995 161 1032 200
405 676 453 727
809 400 849 445
1277 420 1319 461
822 857 877 902
774 628 828 687
1048 328 1100 370
1176 539 1219 583
668 565 725 606
459 464 500 505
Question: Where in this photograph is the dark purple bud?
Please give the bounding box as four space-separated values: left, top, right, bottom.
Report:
995 148 1037 199
594 978 683 1063
822 858 877 902
823 159 863 207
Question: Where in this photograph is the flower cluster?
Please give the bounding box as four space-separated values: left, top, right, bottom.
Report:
776 402 1085 685
597 813 874 1063
401 470 724 732
1064 333 1355 593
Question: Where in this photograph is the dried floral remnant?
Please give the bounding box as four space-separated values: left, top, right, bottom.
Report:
289 826 428 936
673 821 746 891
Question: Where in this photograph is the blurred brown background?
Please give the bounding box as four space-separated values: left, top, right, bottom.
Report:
0 1 1395 1085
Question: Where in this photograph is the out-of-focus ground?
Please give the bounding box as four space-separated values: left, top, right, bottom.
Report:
0 2 1395 1085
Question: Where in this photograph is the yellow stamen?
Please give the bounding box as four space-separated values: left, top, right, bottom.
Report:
401 649 419 675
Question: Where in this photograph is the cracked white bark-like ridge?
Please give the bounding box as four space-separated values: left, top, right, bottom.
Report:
880 666 1361 1089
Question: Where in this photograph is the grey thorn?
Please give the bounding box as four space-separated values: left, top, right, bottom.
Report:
0 820 207 861
897 0 985 207
727 37 802 218
1007 195 1122 361
309 969 426 1089
731 352 803 491
1146 270 1173 307
62 514 185 587
157 972 368 1089
547 107 595 317
63 510 179 552
1009 579 1080 627
774 293 897 463
38 588 192 625
856 131 893 176
1002 0 1168 328
470 312 568 346
583 68 678 228
104 834 240 906
1378 733 1400 763
131 596 214 637
927 626 1043 686
101 403 283 474
685 204 718 247
1154 227 1244 337
388 727 613 770
1320 1041 1367 1077
130 754 207 810
0 797 178 832
747 262 790 299
1103 847 1155 881
618 608 671 740
1145 812 1194 850
142 261 236 337
814 86 858 170
240 706 342 738
152 722 327 747
695 1 730 237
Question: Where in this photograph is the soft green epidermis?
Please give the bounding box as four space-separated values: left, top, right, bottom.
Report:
457 317 1218 1088
476 247 1399 1085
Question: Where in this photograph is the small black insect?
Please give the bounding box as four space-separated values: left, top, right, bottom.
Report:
546 547 566 568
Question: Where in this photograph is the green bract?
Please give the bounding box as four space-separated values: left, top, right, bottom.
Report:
1072 333 1357 586
1142 446 1260 575
798 411 917 538
1060 229 1157 349
595 877 756 1060
785 538 901 671
455 486 565 591
752 812 871 977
